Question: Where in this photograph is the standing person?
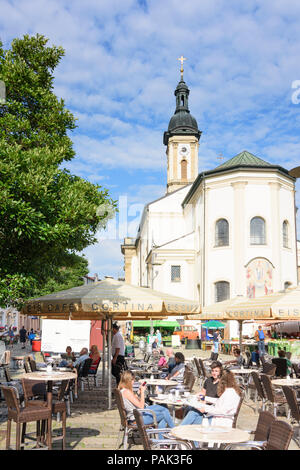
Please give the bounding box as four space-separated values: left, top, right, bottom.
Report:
19 326 27 349
28 328 36 346
111 323 126 386
8 327 14 348
181 361 223 425
212 329 220 358
254 325 266 357
156 329 162 347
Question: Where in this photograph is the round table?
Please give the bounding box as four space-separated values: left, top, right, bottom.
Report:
139 378 178 394
171 424 251 447
271 378 300 387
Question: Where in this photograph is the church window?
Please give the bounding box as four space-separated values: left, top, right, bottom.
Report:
171 265 181 282
181 95 184 106
283 220 289 248
181 159 187 180
214 281 230 303
215 219 229 247
250 217 266 245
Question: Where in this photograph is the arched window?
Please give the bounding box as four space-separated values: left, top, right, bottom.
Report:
283 220 289 248
215 219 229 247
250 217 266 245
214 281 230 303
181 159 187 180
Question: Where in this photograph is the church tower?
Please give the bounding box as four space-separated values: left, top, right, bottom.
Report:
163 57 201 194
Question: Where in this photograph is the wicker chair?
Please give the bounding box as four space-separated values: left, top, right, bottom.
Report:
29 358 37 372
87 358 101 388
292 363 300 379
260 374 287 417
197 358 209 388
1 385 52 450
76 358 93 391
114 388 157 450
265 420 293 450
193 358 202 385
22 378 69 450
133 408 192 450
282 385 300 447
224 410 276 450
250 371 267 412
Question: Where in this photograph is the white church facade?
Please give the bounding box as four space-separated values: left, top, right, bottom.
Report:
121 72 300 320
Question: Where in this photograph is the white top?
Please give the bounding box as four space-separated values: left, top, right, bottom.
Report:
112 331 125 356
202 388 241 428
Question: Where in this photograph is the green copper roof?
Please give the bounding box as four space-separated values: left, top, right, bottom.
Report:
215 150 272 170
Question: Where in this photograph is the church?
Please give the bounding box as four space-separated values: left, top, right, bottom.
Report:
121 63 300 320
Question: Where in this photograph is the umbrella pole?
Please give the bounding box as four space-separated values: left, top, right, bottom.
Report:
102 319 106 385
108 316 112 410
239 320 243 352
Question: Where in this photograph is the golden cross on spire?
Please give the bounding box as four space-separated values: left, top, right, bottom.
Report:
177 55 187 79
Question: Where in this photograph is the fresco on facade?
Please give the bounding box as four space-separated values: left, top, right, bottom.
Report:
246 258 274 298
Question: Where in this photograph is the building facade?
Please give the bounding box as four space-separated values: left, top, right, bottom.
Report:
121 74 299 313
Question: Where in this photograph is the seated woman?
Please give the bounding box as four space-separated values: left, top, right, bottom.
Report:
182 369 242 428
223 348 245 368
89 344 101 374
181 361 223 425
158 350 167 369
118 370 174 437
59 346 76 367
166 352 185 381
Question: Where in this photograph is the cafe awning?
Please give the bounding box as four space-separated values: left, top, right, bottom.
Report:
132 320 179 328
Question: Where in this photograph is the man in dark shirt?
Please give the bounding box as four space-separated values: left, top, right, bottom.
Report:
19 326 27 349
180 361 223 425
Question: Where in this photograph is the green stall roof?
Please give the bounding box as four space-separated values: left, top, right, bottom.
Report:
132 320 180 328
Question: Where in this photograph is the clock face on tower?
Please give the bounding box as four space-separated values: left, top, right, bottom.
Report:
179 144 190 156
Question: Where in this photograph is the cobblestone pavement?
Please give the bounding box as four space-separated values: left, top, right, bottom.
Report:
0 341 299 450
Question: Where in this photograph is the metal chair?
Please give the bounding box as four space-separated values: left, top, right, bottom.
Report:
260 374 288 417
133 408 192 450
250 371 267 412
282 385 300 447
224 410 275 450
1 385 52 450
114 388 157 450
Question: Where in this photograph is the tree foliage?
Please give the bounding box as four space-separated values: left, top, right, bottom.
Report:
0 34 116 307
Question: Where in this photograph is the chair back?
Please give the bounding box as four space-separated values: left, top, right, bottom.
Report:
292 363 300 378
3 350 11 365
1 385 20 414
3 365 12 382
184 371 196 392
262 362 276 376
133 409 151 450
114 388 130 429
193 358 202 378
245 351 251 368
29 359 37 372
251 371 266 400
265 420 293 450
77 358 93 378
232 393 244 428
210 352 219 361
260 374 275 403
282 385 300 422
272 358 288 378
198 358 208 378
23 359 30 373
253 410 276 441
21 379 47 404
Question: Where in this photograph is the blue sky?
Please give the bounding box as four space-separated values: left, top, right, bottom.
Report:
1 0 300 279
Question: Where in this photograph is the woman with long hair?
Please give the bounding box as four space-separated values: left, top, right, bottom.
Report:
196 369 242 427
89 344 101 374
118 370 174 436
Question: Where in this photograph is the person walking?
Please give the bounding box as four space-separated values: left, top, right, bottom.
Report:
111 323 126 386
254 325 266 357
212 329 220 359
19 326 27 349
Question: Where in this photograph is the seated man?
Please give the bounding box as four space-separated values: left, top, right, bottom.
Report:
67 347 89 371
251 347 260 367
181 361 223 425
59 346 76 367
272 350 291 377
165 348 176 374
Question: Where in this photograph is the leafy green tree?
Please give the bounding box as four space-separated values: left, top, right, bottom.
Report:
0 34 116 306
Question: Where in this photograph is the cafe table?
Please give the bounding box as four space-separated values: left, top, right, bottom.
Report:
21 370 77 448
271 378 300 388
139 378 178 395
171 424 251 448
